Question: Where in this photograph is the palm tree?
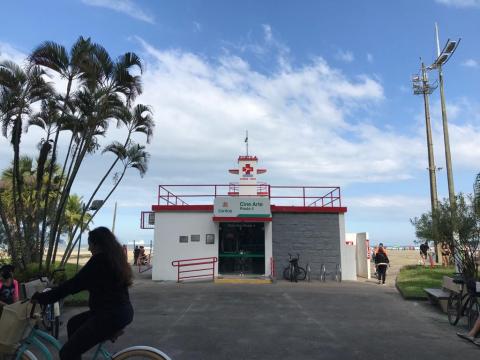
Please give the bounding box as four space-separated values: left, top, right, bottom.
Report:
0 61 52 252
29 37 95 269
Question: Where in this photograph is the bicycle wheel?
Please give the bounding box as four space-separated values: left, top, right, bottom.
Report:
447 292 461 326
468 298 480 330
296 267 307 281
14 349 37 359
282 267 291 281
290 265 295 282
112 346 172 360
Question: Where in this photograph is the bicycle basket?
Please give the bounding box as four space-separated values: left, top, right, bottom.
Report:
22 279 47 299
0 301 34 348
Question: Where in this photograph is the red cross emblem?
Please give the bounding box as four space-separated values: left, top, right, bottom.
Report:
242 164 254 174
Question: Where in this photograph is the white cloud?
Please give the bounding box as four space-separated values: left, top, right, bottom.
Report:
81 0 154 24
0 42 27 64
436 0 480 7
130 37 441 190
335 49 354 63
462 58 478 67
367 53 374 63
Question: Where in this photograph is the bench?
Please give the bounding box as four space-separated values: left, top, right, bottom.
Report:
424 276 462 313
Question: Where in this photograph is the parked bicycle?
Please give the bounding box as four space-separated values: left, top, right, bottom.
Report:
22 268 65 339
2 300 171 360
282 253 307 282
447 274 479 329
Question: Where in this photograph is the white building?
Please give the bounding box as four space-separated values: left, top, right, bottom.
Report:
141 154 357 282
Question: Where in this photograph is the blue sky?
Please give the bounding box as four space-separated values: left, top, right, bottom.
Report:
1 0 480 246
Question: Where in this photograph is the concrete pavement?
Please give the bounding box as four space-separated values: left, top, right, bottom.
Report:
58 275 479 360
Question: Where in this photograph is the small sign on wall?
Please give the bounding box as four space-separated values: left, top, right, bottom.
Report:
191 235 200 242
179 236 188 243
206 234 215 244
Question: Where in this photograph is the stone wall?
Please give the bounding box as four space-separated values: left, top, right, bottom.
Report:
272 213 341 280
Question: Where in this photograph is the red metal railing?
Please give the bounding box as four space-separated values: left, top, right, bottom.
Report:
156 184 341 207
171 256 218 283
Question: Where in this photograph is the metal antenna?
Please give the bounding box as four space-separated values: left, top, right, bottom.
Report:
245 130 249 156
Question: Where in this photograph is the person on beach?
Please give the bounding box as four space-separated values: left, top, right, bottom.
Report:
419 241 429 266
374 246 390 285
440 242 451 267
133 246 140 265
32 227 134 360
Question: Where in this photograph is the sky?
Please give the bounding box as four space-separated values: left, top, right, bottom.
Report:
1 0 480 246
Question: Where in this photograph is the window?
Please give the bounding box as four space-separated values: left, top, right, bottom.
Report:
191 234 200 242
179 236 188 243
206 234 215 244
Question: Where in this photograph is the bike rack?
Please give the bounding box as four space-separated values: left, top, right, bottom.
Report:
270 257 276 281
171 257 218 283
320 263 342 282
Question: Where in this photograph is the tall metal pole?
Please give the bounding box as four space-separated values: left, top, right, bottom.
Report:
421 63 439 216
112 201 117 233
435 24 456 209
437 66 455 209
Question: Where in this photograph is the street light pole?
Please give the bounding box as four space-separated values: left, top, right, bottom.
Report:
413 63 439 260
431 24 460 210
421 63 439 215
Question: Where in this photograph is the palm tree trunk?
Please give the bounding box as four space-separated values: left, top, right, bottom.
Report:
41 79 72 269
51 136 91 268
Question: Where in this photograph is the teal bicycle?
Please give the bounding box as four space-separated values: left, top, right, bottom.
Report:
2 301 171 360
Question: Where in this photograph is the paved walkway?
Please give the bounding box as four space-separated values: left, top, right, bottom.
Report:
60 276 479 360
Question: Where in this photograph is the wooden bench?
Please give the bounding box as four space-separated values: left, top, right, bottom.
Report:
424 276 462 313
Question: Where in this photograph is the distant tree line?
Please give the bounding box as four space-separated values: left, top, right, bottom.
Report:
0 37 154 271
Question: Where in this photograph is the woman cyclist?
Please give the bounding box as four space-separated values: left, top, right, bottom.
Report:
32 226 134 360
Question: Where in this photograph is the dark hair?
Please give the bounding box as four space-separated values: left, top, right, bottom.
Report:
88 226 132 287
0 264 14 280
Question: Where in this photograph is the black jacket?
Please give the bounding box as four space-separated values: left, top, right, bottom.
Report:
374 252 389 265
34 253 131 312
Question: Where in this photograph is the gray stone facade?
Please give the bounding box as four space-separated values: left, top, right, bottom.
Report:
272 213 341 280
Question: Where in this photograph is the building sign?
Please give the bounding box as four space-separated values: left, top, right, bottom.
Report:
214 196 271 218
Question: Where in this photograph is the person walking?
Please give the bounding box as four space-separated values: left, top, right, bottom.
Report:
374 246 390 285
133 246 140 265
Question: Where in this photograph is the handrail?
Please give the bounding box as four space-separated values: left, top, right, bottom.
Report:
171 257 218 283
155 185 342 207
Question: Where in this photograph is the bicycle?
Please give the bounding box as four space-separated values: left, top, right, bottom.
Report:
446 274 479 329
22 268 65 339
9 300 171 360
282 253 307 282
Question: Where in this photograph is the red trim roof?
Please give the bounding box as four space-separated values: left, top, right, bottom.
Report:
152 205 213 212
271 205 347 214
152 204 347 214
